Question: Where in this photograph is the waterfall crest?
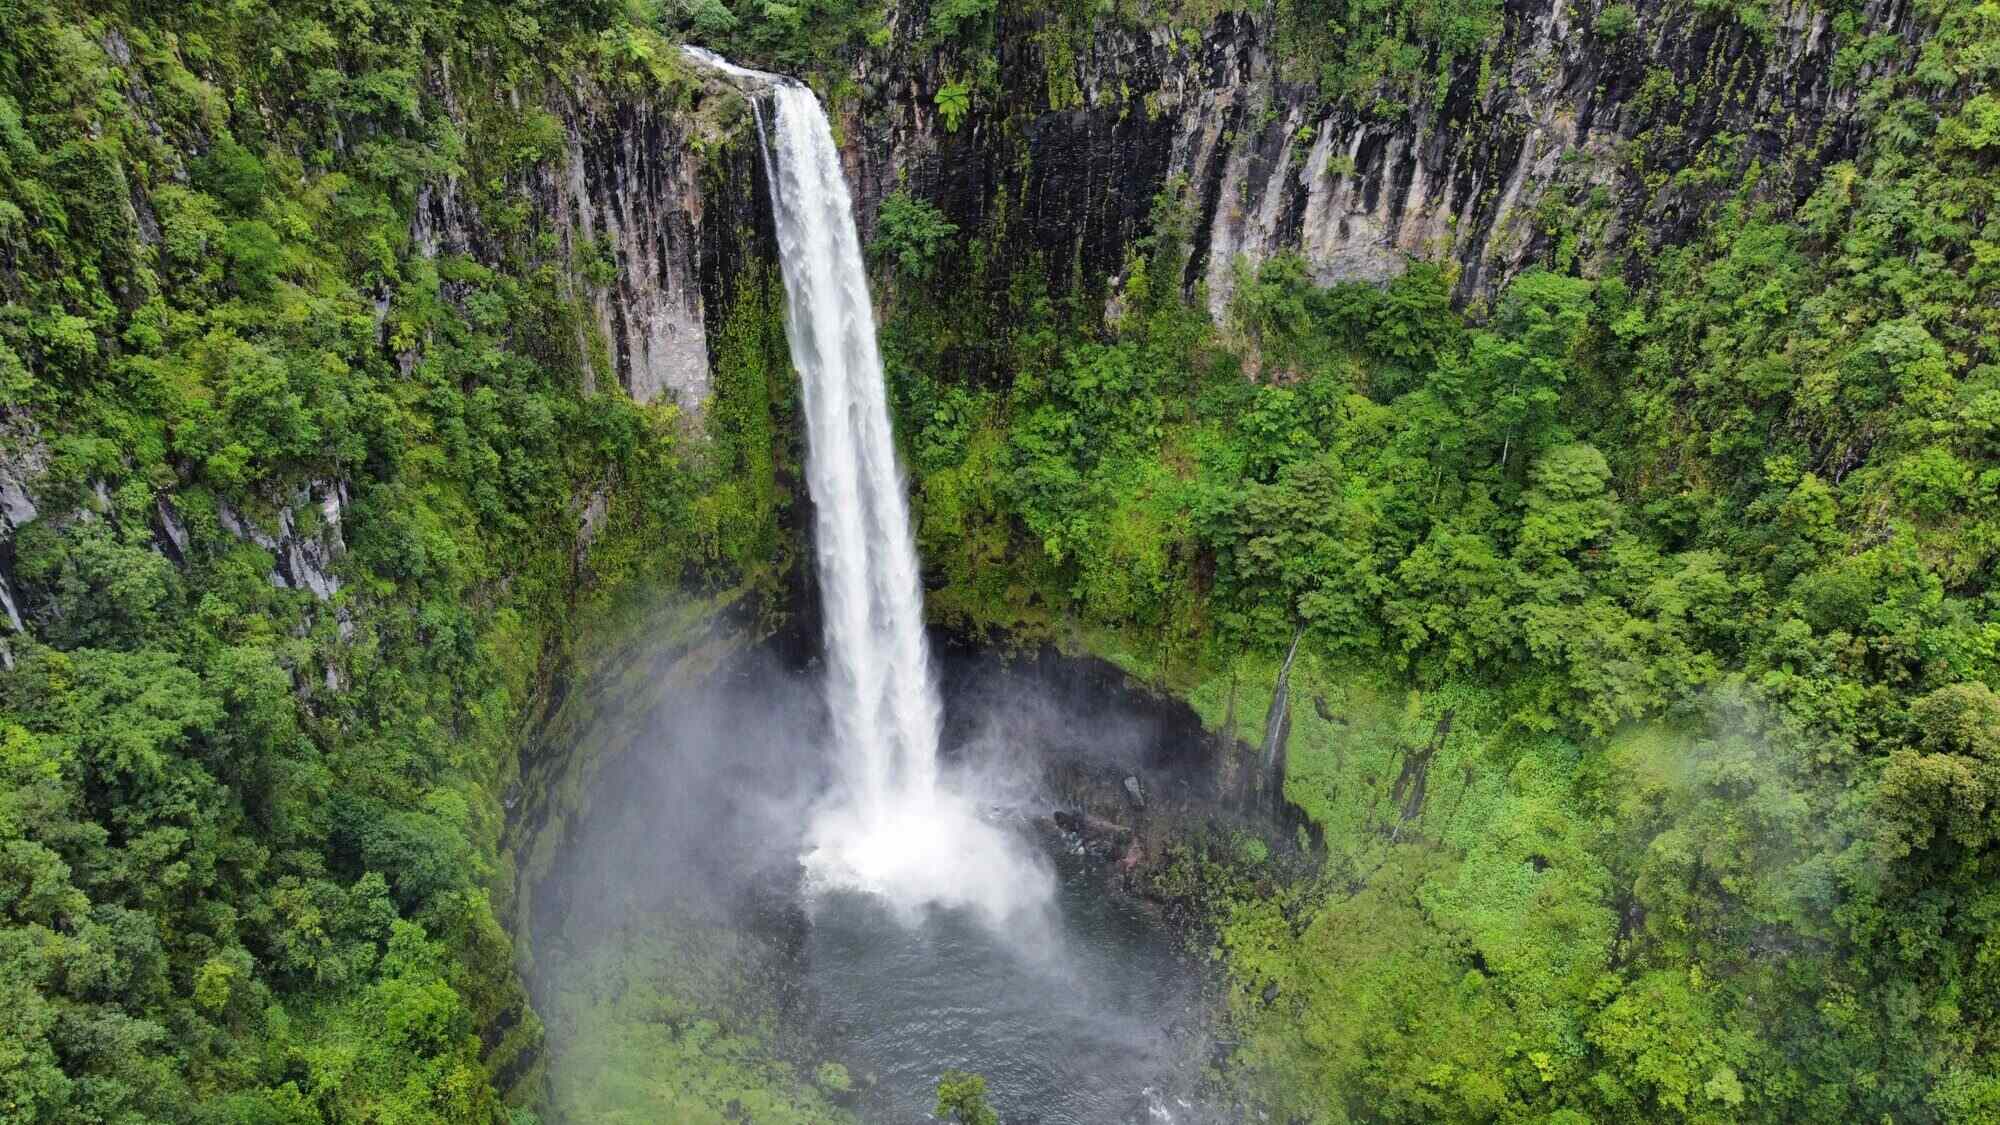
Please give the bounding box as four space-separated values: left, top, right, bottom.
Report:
686 47 1051 925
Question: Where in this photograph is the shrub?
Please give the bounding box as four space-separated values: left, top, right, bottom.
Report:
871 191 958 280
1596 3 1637 38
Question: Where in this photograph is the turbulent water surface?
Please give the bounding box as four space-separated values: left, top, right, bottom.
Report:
533 632 1220 1124
807 832 1207 1124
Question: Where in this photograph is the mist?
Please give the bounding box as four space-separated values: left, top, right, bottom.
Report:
526 51 1221 1123
523 609 1223 1124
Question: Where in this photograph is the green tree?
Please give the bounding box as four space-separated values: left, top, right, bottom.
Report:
935 1070 999 1125
872 191 959 281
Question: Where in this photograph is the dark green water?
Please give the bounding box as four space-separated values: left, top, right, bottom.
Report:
805 830 1207 1124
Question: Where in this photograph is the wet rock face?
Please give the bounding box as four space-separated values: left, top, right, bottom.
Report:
843 19 1185 305
141 2 1909 433
427 0 1917 412
849 0 1920 316
214 479 349 602
410 73 770 412
0 420 46 645
932 634 1270 875
551 93 714 406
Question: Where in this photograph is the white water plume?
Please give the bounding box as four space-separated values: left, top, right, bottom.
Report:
683 47 1052 926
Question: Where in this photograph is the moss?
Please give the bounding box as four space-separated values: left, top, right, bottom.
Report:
539 914 855 1124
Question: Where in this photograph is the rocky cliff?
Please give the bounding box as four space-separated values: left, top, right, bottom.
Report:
343 1 1926 424
0 2 1932 558
412 66 773 410
0 4 1958 1113
831 0 1924 321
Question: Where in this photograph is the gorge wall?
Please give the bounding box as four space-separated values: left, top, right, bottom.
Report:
844 0 1923 320
368 0 1933 436
410 68 771 410
0 0 1935 623
359 0 1931 432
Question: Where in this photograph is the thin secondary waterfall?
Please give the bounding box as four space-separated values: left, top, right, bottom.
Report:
684 47 1050 924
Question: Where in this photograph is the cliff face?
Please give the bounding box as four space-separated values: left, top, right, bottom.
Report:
0 2 1937 586
0 5 1948 1111
830 0 1924 322
0 57 772 674
412 70 771 411
1167 0 1914 313
456 2 1927 416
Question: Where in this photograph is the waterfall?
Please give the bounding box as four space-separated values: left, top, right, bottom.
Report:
684 48 1050 924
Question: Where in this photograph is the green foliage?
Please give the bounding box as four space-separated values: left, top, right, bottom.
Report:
0 2 784 1120
1595 3 1638 39
697 266 795 584
872 7 2000 1109
1274 0 1505 110
871 191 960 281
935 1069 1000 1125
539 915 853 1123
935 80 973 132
656 0 885 75
929 0 999 43
815 1060 853 1092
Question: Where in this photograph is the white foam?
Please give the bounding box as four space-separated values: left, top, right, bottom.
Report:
697 47 1055 926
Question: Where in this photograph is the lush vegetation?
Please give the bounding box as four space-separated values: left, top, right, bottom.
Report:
537 913 850 1123
0 2 792 1121
6 0 1998 1120
934 1070 1000 1125
868 3 2000 1119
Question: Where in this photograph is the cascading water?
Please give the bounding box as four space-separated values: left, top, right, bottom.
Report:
684 47 1051 925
